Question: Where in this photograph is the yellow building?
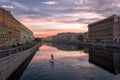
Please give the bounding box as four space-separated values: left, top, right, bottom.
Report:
20 24 34 44
0 8 21 46
0 8 35 46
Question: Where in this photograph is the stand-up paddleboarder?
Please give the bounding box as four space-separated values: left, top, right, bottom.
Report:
50 54 54 63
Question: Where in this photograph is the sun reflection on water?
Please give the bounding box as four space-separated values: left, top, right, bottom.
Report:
32 44 88 62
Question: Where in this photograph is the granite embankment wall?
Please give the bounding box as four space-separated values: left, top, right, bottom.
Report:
0 42 41 80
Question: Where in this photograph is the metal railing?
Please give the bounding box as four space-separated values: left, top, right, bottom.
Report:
0 41 39 59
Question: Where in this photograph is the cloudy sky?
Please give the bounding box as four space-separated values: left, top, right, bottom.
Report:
0 0 120 37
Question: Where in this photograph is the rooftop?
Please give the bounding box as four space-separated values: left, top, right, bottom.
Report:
88 15 119 26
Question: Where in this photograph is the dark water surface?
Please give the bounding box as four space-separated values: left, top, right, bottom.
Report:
19 42 120 80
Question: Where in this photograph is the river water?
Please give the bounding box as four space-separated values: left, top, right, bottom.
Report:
19 42 120 80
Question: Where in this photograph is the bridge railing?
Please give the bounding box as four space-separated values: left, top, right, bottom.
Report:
0 41 39 59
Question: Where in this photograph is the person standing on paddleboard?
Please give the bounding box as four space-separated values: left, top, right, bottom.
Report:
51 54 54 60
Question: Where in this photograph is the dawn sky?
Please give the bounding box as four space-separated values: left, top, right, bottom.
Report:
0 0 120 37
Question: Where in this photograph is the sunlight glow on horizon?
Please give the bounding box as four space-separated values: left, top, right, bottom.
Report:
19 17 88 38
33 44 87 61
1 0 119 38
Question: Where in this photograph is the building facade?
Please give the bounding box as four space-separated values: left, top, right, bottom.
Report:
83 32 88 42
20 24 34 44
0 8 20 46
88 15 120 42
0 8 34 46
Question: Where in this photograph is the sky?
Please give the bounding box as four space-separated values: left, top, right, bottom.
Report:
0 0 120 38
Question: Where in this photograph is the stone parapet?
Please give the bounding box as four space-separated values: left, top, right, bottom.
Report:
0 42 41 80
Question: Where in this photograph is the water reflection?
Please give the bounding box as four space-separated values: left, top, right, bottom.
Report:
15 42 120 80
44 42 84 51
49 61 55 70
35 45 87 61
89 47 120 75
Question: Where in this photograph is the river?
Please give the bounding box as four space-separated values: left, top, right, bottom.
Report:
17 42 120 80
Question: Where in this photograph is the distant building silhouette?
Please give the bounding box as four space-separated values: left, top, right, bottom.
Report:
43 32 84 42
83 32 89 42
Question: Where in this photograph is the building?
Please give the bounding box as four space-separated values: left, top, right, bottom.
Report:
52 33 77 42
57 33 77 41
55 33 84 42
44 32 84 42
83 32 88 42
73 33 84 41
20 24 34 44
0 8 34 46
0 8 20 46
88 15 120 42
